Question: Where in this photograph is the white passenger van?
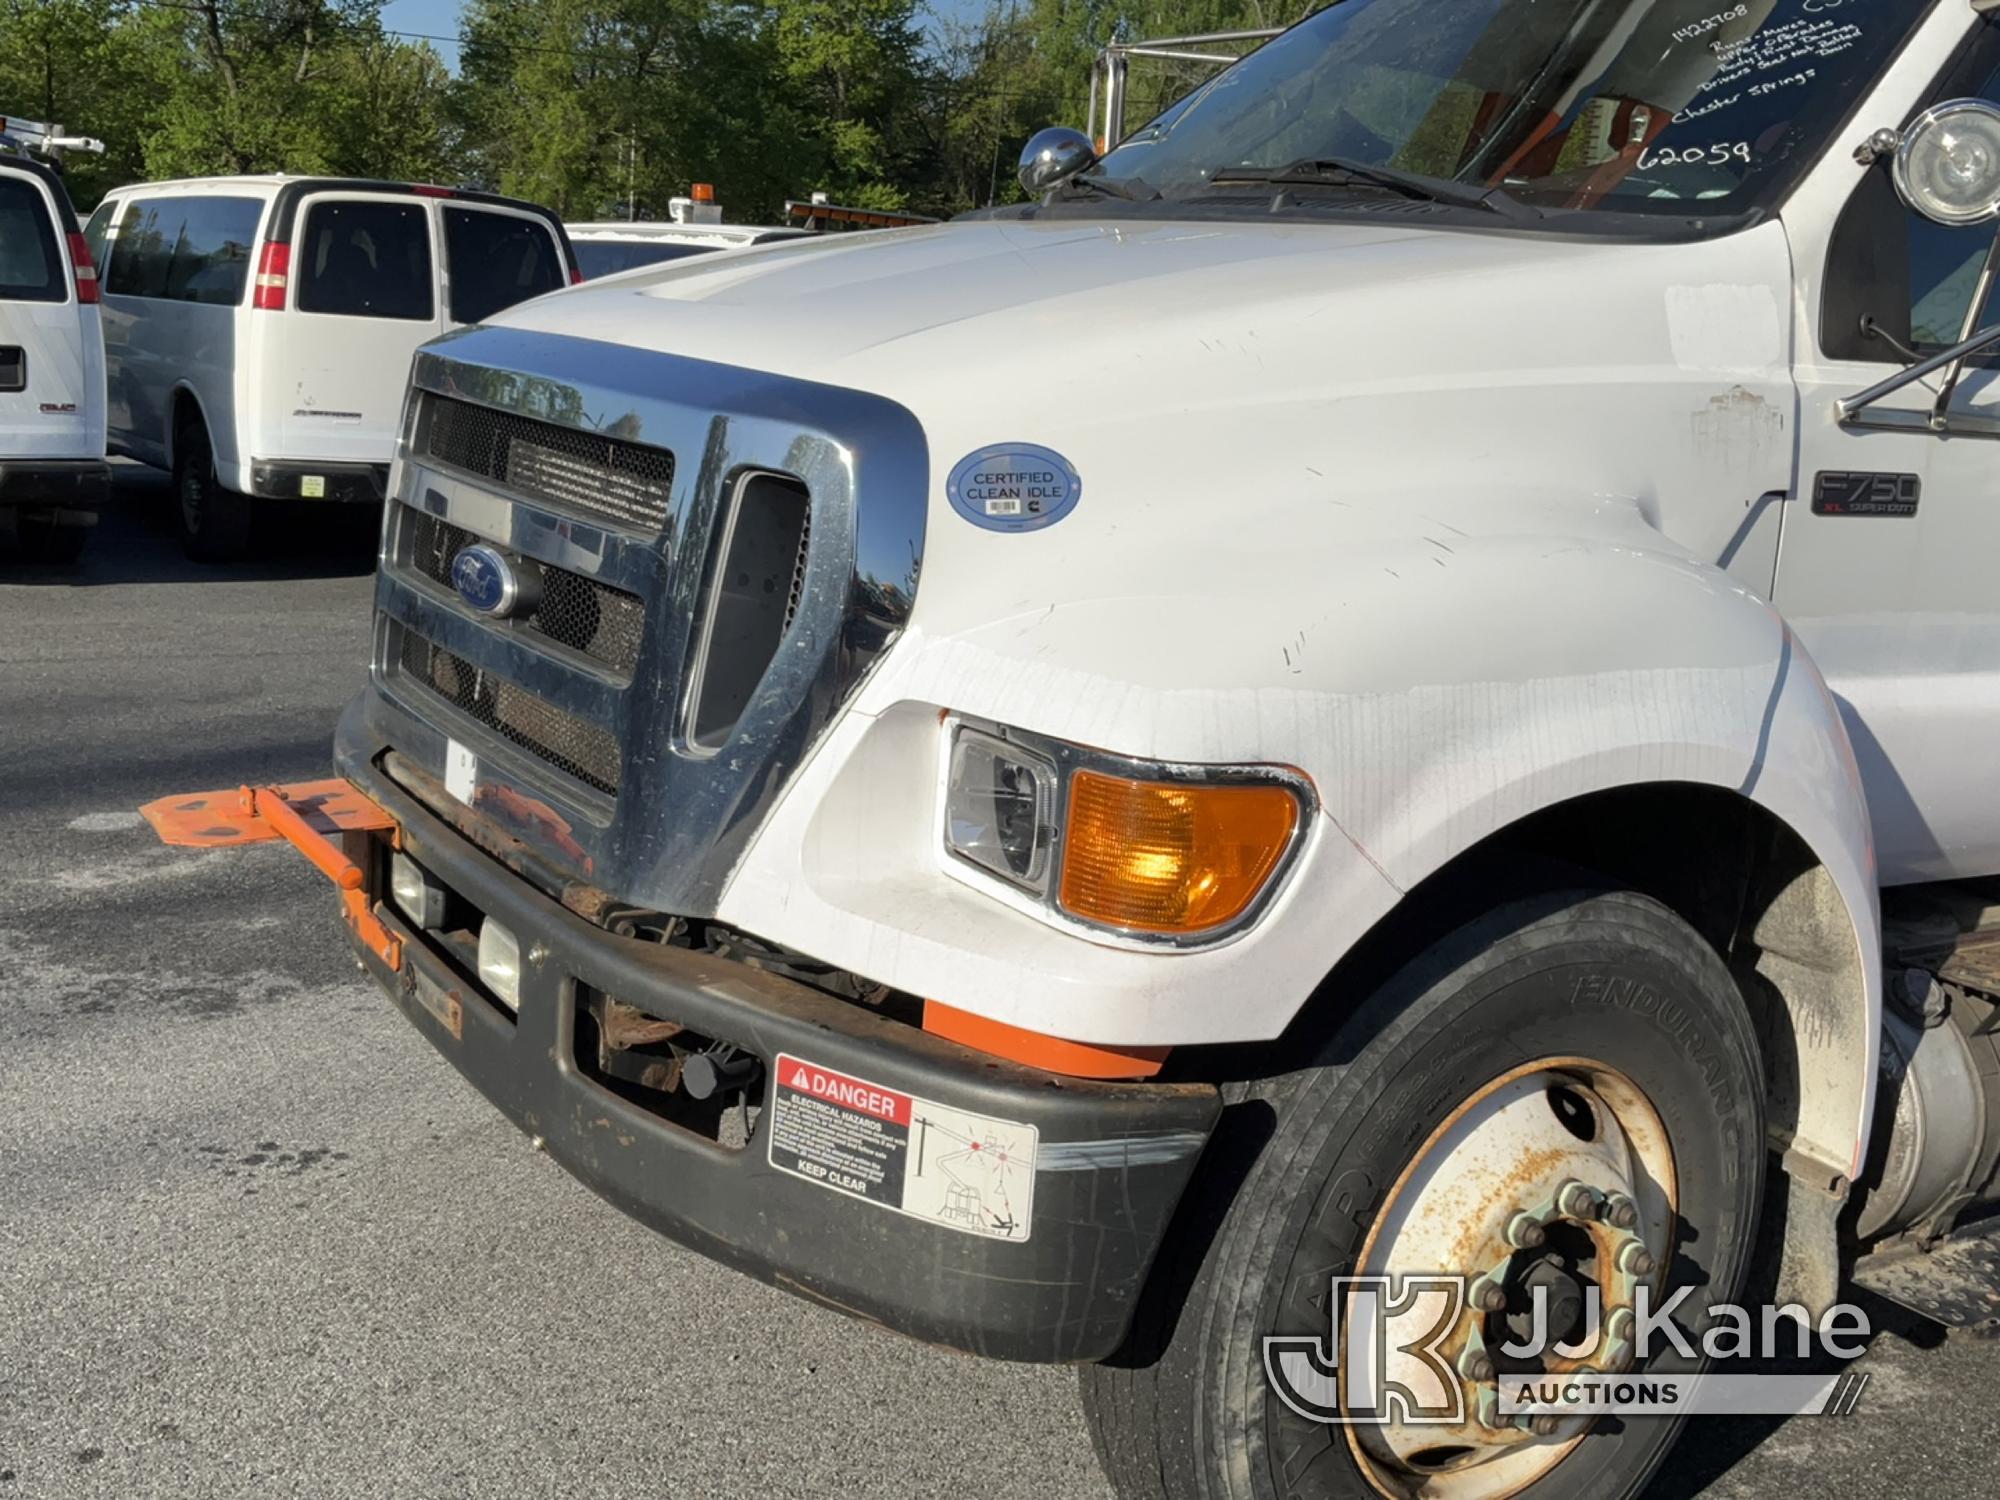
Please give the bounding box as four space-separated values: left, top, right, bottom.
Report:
87 177 577 559
0 144 106 563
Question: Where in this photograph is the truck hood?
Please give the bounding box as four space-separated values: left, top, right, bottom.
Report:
498 215 1629 395
490 213 1796 715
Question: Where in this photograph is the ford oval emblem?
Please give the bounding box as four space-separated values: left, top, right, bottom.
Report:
452 543 521 617
946 442 1082 533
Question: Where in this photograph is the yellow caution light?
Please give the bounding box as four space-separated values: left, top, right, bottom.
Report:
1057 769 1301 936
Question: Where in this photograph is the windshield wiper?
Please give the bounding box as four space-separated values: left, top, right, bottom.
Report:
1053 170 1159 203
1206 156 1533 217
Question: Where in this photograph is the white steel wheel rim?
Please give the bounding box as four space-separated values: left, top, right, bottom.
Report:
1342 1058 1678 1500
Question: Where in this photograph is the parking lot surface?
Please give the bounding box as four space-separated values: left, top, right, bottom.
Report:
2 467 1998 1498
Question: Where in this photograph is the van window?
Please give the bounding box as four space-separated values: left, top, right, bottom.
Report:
573 239 718 278
0 176 63 303
82 197 116 270
296 199 434 319
165 197 261 304
445 207 563 324
102 195 262 304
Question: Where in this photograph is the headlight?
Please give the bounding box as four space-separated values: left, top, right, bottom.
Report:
942 719 1311 946
946 729 1056 890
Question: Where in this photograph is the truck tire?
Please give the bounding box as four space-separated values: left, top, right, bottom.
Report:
14 518 90 564
1082 884 1766 1500
173 417 253 562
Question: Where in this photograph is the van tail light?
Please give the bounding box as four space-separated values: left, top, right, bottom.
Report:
253 242 290 310
569 265 584 285
67 232 99 303
409 183 454 198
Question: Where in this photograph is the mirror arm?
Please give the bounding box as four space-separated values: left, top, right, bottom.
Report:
1838 321 2000 432
1933 227 2000 420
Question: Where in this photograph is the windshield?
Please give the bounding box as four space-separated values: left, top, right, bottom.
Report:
1096 0 1931 217
573 239 722 278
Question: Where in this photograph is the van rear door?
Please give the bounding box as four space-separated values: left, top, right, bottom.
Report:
0 164 99 462
440 204 568 327
256 190 443 467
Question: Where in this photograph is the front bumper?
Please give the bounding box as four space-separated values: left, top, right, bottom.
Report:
336 713 1222 1363
0 457 109 514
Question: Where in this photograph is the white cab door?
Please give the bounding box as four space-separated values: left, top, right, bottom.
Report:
1779 9 2000 883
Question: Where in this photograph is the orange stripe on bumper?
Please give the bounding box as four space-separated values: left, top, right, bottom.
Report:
922 999 1170 1080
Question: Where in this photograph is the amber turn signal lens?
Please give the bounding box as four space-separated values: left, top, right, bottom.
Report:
1058 770 1300 935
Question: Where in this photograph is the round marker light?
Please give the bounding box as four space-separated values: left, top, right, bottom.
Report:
1895 99 2000 226
1058 771 1301 936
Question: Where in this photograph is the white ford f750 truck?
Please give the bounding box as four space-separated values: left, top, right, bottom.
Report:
150 0 2000 1494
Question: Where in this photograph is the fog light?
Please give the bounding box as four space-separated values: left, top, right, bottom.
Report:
390 853 446 929
478 918 522 1010
946 728 1056 891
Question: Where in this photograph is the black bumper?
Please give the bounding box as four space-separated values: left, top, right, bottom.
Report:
250 460 387 503
335 714 1221 1363
0 458 109 513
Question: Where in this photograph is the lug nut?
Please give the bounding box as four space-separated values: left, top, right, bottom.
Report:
1476 1388 1505 1429
1617 1242 1657 1277
1504 1212 1547 1249
1603 1193 1639 1230
1459 1350 1495 1382
1471 1277 1508 1313
1605 1307 1635 1343
1557 1180 1600 1219
1530 1414 1563 1438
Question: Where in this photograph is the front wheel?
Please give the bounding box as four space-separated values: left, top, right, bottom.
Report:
1082 885 1767 1500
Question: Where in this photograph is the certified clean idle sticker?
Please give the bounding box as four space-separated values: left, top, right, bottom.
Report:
767 1054 1038 1241
945 442 1081 533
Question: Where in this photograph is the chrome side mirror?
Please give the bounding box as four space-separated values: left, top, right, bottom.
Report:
1892 99 2000 225
1018 127 1097 196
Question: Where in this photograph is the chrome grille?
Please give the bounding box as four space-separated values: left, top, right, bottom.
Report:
403 508 645 675
422 393 674 532
396 628 621 795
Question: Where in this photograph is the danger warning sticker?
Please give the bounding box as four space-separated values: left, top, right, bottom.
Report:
767 1054 1038 1242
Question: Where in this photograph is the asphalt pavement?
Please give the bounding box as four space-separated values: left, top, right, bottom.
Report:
2 465 1997 1499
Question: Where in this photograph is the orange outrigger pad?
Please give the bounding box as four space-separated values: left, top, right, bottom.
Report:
140 779 403 970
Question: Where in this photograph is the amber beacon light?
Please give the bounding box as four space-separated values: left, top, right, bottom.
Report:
1058 770 1300 935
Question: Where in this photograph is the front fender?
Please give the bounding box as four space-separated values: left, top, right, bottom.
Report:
720 529 1880 1180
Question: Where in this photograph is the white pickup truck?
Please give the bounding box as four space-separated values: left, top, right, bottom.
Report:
154 0 2000 1495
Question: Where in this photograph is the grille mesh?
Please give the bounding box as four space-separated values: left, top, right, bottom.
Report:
403 509 645 675
396 629 621 795
423 394 674 533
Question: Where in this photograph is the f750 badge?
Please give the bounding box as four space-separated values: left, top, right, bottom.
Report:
1812 471 1920 517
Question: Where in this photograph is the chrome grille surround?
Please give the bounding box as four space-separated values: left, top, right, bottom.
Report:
365 324 927 916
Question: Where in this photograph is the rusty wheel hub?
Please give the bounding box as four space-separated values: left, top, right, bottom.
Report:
1345 1059 1678 1498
